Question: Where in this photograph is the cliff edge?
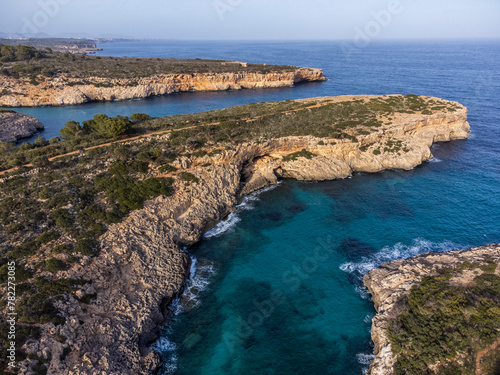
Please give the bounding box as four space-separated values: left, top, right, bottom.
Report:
363 244 500 375
0 68 326 107
58 96 470 374
0 95 472 374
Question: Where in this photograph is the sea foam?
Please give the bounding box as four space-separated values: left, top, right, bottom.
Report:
340 238 462 278
357 353 376 374
172 256 216 315
204 182 282 238
340 238 464 299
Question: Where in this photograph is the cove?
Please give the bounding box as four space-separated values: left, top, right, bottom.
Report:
154 134 500 374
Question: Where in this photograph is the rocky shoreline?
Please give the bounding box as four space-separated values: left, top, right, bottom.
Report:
0 68 326 107
0 111 44 143
8 96 472 374
363 244 500 375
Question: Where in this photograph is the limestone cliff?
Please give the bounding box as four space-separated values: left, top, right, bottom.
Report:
0 111 44 142
363 244 500 375
16 96 471 374
0 68 326 107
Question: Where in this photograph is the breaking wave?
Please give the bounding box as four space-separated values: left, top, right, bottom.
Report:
340 238 464 298
340 238 462 278
357 353 376 374
204 182 282 238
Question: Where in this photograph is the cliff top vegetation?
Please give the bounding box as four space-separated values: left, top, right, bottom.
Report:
0 94 463 372
388 262 500 375
0 44 298 80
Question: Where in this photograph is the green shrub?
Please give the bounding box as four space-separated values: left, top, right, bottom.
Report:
82 114 131 139
33 136 47 147
32 156 50 168
45 258 67 273
50 209 74 229
389 272 500 374
159 164 178 173
282 149 315 162
7 241 38 259
136 151 151 162
36 231 60 244
53 244 74 254
75 238 98 256
38 187 52 200
60 120 83 139
79 293 97 304
130 113 150 122
0 264 32 283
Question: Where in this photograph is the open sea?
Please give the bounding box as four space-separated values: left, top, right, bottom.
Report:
12 40 500 374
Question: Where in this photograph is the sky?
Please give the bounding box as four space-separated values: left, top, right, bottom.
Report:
0 0 499 40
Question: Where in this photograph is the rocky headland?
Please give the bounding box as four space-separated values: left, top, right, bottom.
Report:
0 68 326 107
364 244 500 375
0 111 44 142
0 95 473 374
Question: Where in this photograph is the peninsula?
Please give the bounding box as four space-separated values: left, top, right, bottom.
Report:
364 244 500 375
0 44 326 107
0 95 471 374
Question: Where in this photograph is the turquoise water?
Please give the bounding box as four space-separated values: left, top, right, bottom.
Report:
155 148 500 374
8 40 500 373
146 41 499 374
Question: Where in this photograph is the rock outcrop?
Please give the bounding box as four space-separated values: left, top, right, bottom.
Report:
0 111 44 142
0 68 326 107
18 96 471 374
363 244 500 375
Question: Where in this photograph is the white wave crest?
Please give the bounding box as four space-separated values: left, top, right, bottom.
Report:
357 353 376 374
173 256 217 315
152 336 178 374
355 285 371 300
204 182 282 238
340 238 463 279
428 157 442 163
357 353 375 365
204 211 241 239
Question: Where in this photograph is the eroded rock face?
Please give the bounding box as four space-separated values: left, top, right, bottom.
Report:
363 244 500 375
0 112 44 142
0 68 327 107
22 97 471 374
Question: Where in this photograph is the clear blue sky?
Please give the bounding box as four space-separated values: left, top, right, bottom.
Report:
1 0 499 40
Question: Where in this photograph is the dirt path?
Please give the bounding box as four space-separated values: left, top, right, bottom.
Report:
476 337 500 375
0 97 340 177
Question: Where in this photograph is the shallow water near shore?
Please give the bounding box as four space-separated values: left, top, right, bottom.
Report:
12 40 500 373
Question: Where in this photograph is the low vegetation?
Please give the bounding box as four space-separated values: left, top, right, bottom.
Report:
0 95 462 372
282 149 315 162
388 263 500 375
0 136 178 372
0 95 460 173
0 44 297 81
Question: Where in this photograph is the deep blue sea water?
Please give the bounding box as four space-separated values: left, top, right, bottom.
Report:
11 40 500 373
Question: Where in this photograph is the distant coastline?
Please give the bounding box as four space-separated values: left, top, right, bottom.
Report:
0 44 327 107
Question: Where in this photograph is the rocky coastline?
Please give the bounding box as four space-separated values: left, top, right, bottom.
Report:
0 111 44 143
0 68 326 107
27 96 470 374
363 244 500 375
4 95 474 374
